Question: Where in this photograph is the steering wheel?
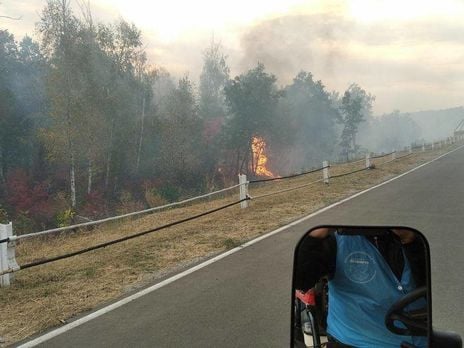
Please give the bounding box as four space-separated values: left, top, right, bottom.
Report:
385 286 428 336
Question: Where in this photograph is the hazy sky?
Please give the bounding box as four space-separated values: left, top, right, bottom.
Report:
1 0 464 114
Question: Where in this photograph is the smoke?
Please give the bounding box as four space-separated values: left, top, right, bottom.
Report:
357 107 464 154
408 107 464 141
231 9 464 161
235 12 464 115
237 13 352 84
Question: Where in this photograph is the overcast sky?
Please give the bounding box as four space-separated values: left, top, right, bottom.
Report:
1 0 463 115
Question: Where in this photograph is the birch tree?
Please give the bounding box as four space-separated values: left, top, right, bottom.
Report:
96 19 144 193
38 0 81 208
199 40 229 120
198 40 230 188
157 76 204 191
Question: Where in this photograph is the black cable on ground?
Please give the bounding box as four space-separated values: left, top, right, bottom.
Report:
16 198 250 273
372 151 394 159
330 166 370 179
332 157 364 165
397 153 413 159
249 166 327 184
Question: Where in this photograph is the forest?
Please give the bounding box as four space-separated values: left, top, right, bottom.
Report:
0 0 423 233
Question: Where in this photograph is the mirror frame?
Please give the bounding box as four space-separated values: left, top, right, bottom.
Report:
290 225 433 347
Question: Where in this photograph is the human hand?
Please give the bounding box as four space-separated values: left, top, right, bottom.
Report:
392 229 416 244
308 227 330 239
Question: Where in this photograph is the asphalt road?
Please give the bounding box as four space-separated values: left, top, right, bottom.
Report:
27 147 464 347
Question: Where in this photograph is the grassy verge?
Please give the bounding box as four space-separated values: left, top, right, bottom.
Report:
0 144 459 345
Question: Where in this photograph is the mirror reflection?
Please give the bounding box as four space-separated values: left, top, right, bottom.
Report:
292 226 429 348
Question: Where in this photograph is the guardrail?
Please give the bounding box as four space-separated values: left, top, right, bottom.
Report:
0 134 462 285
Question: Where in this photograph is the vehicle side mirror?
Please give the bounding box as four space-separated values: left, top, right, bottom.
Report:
291 226 462 348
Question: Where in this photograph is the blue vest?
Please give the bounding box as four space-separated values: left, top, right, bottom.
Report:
327 233 427 348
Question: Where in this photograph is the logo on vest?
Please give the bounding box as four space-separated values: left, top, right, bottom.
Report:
344 251 376 283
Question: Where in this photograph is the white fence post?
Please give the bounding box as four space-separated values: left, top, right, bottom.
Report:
365 152 371 168
0 222 17 287
392 151 396 161
409 145 413 154
0 225 8 287
422 143 425 152
323 161 329 184
238 174 249 209
431 142 434 150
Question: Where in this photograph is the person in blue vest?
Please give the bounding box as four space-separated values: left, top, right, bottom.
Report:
295 227 427 348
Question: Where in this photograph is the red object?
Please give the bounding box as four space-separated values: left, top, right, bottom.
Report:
296 289 316 306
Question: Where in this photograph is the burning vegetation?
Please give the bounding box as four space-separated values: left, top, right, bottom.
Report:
0 0 441 231
251 136 275 178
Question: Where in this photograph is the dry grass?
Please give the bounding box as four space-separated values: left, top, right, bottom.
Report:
0 145 457 345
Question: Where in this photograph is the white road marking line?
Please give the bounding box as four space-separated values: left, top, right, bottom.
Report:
18 144 464 347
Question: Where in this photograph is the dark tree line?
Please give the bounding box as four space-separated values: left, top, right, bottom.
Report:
0 0 420 232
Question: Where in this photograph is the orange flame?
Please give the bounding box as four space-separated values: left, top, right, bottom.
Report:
251 136 275 177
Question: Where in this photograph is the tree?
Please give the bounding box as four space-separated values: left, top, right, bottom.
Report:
224 63 281 176
0 31 46 184
142 67 175 177
199 40 230 120
280 71 340 170
198 40 230 188
40 6 147 204
156 76 204 191
338 83 375 160
0 29 20 183
37 0 83 208
133 50 154 176
96 19 145 193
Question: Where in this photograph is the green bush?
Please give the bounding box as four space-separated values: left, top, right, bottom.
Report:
14 213 37 234
116 190 145 214
56 209 75 227
158 185 181 202
144 188 167 208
